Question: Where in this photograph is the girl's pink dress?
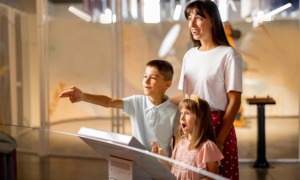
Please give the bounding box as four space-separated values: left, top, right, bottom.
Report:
171 138 224 180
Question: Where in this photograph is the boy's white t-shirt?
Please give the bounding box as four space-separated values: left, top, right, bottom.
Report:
123 95 179 157
178 46 243 111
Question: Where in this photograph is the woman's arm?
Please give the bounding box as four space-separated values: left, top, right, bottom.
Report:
216 91 241 151
170 94 184 106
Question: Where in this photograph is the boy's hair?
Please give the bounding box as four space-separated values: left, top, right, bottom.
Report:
146 60 174 81
176 98 216 150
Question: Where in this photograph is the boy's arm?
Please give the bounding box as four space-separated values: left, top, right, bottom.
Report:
83 93 124 109
59 86 124 109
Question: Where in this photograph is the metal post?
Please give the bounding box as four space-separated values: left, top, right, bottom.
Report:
36 0 49 179
254 104 269 168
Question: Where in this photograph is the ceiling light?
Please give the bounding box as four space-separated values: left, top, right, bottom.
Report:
144 0 160 23
68 5 91 22
173 5 182 21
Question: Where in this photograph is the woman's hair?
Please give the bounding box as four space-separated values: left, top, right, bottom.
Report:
176 98 216 150
184 0 230 47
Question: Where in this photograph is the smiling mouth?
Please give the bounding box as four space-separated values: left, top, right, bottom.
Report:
191 29 199 33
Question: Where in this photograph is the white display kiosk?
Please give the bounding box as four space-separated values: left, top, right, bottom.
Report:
77 127 176 180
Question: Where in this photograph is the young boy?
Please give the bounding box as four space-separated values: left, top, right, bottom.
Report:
59 60 179 157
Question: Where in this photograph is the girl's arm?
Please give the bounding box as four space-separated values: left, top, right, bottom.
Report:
151 142 172 170
202 161 219 180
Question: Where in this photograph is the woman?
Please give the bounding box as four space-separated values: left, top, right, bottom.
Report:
171 1 243 179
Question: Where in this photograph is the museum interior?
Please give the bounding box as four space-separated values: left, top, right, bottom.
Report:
0 0 300 179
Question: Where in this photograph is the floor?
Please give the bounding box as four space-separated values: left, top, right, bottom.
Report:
1 117 300 180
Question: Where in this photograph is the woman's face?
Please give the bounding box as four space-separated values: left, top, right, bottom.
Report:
180 105 196 140
187 9 213 42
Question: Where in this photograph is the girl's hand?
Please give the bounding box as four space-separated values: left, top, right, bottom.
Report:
151 142 166 156
151 141 171 170
151 141 159 154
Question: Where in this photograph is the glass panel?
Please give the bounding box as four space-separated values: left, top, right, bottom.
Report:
235 18 300 160
48 1 117 131
0 0 299 174
0 6 10 125
0 124 227 180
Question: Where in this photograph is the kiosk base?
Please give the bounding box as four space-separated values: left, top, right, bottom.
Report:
109 156 133 180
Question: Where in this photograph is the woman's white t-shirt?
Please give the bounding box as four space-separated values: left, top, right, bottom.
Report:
178 46 243 111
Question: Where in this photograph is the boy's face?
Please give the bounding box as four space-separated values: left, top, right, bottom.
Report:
142 66 171 97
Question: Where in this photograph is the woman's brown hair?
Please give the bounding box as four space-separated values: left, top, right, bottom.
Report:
184 0 230 47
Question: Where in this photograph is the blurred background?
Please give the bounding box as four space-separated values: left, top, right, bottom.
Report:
0 0 299 179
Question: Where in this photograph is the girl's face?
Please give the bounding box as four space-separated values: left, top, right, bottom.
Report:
180 105 197 140
187 9 213 41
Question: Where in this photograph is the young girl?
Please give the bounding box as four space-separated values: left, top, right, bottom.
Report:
152 95 223 180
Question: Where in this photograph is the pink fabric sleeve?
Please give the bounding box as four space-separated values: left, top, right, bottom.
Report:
197 140 224 166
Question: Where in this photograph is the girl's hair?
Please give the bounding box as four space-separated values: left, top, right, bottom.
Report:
176 98 216 150
184 0 230 47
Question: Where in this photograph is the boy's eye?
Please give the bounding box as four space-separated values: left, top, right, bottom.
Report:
197 15 203 19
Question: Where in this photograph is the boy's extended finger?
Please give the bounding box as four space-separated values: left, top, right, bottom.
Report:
59 90 73 97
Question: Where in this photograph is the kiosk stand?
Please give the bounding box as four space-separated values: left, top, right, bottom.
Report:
246 96 276 168
77 127 176 180
108 156 133 180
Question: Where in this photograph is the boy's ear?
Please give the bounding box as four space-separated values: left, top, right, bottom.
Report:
165 80 172 89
